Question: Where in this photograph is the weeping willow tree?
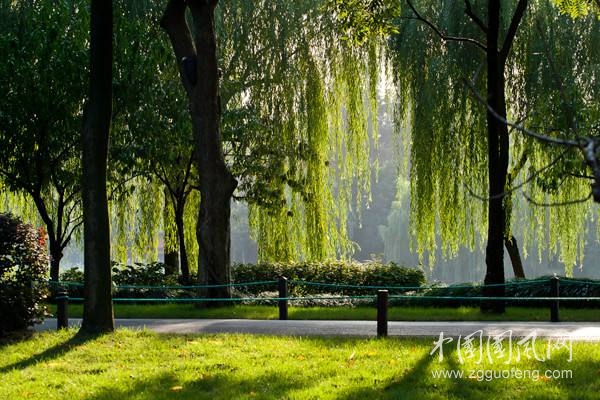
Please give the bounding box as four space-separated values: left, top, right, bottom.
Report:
390 1 488 269
109 0 200 283
389 0 599 301
65 0 382 279
218 0 382 262
508 0 600 275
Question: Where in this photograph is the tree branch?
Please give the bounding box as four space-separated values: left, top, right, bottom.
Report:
160 0 196 96
499 0 528 63
406 0 487 51
462 77 580 147
464 0 487 33
464 148 569 201
524 192 591 207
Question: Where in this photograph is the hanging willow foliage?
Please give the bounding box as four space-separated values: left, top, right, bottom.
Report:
508 1 600 274
390 0 599 275
218 0 382 262
91 0 384 266
390 1 488 267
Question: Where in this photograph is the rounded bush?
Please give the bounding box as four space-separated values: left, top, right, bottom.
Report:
0 213 49 335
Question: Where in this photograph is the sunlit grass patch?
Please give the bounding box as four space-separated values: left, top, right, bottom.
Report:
1 329 599 399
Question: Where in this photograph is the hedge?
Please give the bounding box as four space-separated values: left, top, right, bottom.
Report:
58 261 425 300
231 261 426 296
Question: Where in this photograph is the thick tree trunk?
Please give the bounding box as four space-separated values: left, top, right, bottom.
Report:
164 250 179 276
482 0 508 313
161 0 237 302
481 0 528 313
80 0 114 334
188 1 237 301
505 235 525 278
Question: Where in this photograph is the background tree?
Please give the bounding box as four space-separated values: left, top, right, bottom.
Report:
109 0 198 283
217 0 382 263
0 0 88 281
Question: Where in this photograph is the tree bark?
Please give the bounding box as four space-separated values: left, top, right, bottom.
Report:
49 238 62 282
504 235 525 278
161 0 237 302
189 0 237 301
482 0 508 313
481 0 528 313
80 0 114 334
174 201 190 283
163 192 179 277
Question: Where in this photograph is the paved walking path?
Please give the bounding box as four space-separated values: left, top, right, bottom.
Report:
35 318 600 340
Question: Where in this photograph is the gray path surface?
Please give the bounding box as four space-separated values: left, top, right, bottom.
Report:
35 318 600 340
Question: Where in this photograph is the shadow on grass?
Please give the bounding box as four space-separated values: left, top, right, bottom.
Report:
0 330 101 374
83 369 313 400
0 329 36 350
336 339 590 400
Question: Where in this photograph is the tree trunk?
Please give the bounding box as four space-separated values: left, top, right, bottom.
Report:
161 0 237 303
80 0 114 334
48 237 62 283
189 1 237 301
164 250 179 276
505 235 525 278
481 0 528 313
482 0 508 313
163 189 179 277
174 202 190 283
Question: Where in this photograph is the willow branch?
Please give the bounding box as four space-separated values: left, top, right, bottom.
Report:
160 0 196 97
406 0 487 51
524 192 592 207
464 148 569 201
500 0 528 63
463 78 580 147
464 0 487 33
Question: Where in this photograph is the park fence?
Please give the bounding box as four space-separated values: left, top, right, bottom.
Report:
48 276 600 336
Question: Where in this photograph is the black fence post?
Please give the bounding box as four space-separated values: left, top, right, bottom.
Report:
377 290 388 338
56 289 69 330
278 276 288 321
550 275 560 323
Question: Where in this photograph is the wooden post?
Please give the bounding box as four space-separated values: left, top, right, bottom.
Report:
550 275 559 323
56 289 69 330
377 290 388 337
278 276 288 321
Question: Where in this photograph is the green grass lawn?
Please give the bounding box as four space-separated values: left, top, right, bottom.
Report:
0 329 597 399
47 303 600 321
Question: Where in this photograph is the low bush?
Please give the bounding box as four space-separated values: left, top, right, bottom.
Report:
112 262 179 299
410 277 600 308
58 267 85 299
0 213 49 335
232 261 426 296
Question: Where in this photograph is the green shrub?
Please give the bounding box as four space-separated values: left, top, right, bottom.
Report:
232 261 425 296
410 277 600 308
58 267 85 299
112 262 179 298
0 213 49 335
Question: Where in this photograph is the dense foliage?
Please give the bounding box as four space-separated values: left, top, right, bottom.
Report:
415 277 600 308
0 213 49 334
58 260 425 299
232 261 425 295
388 0 600 275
